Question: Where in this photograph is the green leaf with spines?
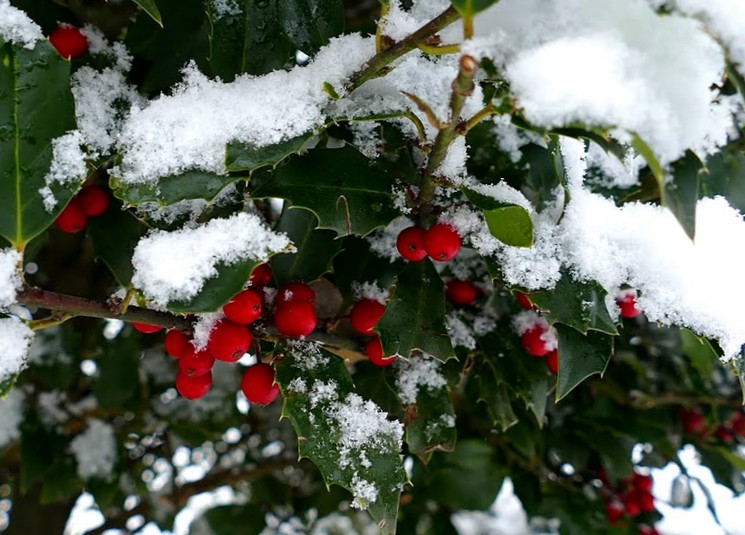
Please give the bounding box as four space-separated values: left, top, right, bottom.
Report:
663 151 702 240
207 0 293 81
555 324 614 400
449 0 500 16
110 169 239 208
469 362 518 431
333 236 403 309
88 203 148 287
251 146 398 236
225 133 313 173
377 260 455 362
0 39 76 248
269 206 342 286
274 343 406 534
277 0 344 54
529 273 618 335
483 205 534 247
133 0 163 26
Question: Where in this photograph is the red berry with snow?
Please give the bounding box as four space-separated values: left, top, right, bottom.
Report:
350 299 385 334
164 329 191 358
605 500 624 524
617 290 640 318
175 370 212 400
54 197 88 233
223 289 263 324
207 320 252 362
424 222 461 262
249 263 273 288
446 279 478 307
396 226 427 262
365 336 396 367
49 25 88 59
78 185 110 216
521 325 551 357
276 282 316 305
179 347 215 376
132 322 163 334
545 349 558 374
241 363 280 405
274 301 317 338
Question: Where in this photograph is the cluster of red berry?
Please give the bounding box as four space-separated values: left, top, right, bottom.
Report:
348 298 393 366
54 185 110 233
49 25 88 59
679 407 745 443
396 222 461 262
601 470 657 530
515 293 558 374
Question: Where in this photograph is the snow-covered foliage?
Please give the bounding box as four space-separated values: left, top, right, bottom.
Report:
70 419 118 481
0 317 34 385
0 249 21 309
0 0 42 48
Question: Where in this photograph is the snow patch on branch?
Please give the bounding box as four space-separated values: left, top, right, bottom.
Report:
131 212 291 306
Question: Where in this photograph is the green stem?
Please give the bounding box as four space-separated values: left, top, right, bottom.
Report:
346 6 461 92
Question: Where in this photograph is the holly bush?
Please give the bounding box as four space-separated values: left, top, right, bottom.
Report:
1 0 745 534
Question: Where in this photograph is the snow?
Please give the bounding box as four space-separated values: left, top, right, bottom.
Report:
367 216 413 262
0 316 34 385
288 341 330 371
209 0 241 19
0 248 21 309
70 419 117 481
0 0 42 48
512 311 558 351
0 388 23 449
191 313 222 351
395 356 447 405
131 212 291 307
40 131 87 211
473 0 737 165
351 281 389 305
115 34 374 185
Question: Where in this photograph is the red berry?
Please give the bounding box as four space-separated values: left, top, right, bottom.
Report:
77 185 110 216
424 223 461 262
545 349 558 374
249 263 273 289
350 299 386 334
396 226 427 262
617 291 640 319
446 279 478 307
207 320 252 362
276 282 316 305
729 412 745 436
638 492 655 513
132 322 163 334
164 329 191 358
521 325 550 357
240 363 280 405
223 289 263 324
516 291 535 310
633 473 653 493
605 500 624 524
365 336 396 367
179 347 215 376
54 197 88 233
274 301 317 338
622 493 641 517
49 25 88 59
175 370 212 400
715 426 733 443
679 407 706 434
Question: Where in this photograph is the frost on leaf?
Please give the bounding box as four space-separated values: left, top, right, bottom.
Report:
0 317 34 387
0 249 22 309
131 212 291 307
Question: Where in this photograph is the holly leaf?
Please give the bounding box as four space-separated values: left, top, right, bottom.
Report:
277 0 344 54
483 205 534 247
88 204 148 287
196 505 266 535
111 169 239 208
226 133 313 174
275 343 406 534
377 260 455 362
207 0 293 81
449 0 500 16
468 361 518 431
662 151 702 240
333 236 403 308
0 39 76 248
270 207 341 286
251 147 398 236
529 273 618 335
92 331 140 410
133 0 163 26
555 325 613 401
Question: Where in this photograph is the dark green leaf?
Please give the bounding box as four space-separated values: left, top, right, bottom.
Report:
521 143 563 211
111 169 239 208
88 205 148 287
680 329 719 383
377 260 455 362
133 0 162 26
207 0 293 81
555 325 613 400
196 504 266 535
226 133 313 173
529 273 618 335
40 457 81 503
270 207 341 285
278 0 344 53
735 355 745 404
93 332 140 409
275 343 406 534
0 373 18 398
333 236 403 308
700 149 745 214
470 360 518 431
0 40 76 247
576 428 632 482
449 0 499 16
20 416 66 492
483 205 534 247
663 151 702 240
252 147 398 236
